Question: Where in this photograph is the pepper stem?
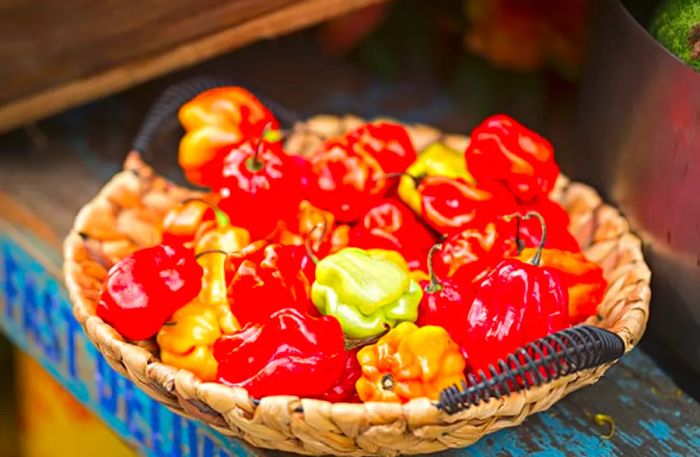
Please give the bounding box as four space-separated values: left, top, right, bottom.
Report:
385 171 424 188
305 222 327 265
180 198 230 227
502 211 546 266
381 373 395 391
246 121 276 172
425 242 443 293
194 249 230 260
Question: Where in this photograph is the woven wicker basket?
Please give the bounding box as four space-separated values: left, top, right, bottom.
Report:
63 114 651 456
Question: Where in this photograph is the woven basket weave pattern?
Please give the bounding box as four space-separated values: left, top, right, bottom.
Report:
63 115 651 456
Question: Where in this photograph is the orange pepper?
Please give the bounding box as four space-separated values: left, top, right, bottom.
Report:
356 322 466 403
161 198 222 247
518 247 607 324
275 200 349 255
178 87 278 187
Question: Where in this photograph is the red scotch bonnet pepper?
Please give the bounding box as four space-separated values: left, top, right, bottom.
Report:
417 243 474 358
432 221 517 284
465 114 560 203
226 241 315 326
419 175 515 235
217 130 305 240
348 198 436 270
461 212 569 373
348 121 417 175
213 308 346 398
97 243 203 341
307 138 388 222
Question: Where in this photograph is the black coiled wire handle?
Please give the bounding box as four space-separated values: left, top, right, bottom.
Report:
131 76 301 159
438 325 626 415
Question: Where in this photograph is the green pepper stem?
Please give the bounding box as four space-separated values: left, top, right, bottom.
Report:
246 121 276 172
425 242 444 293
502 211 547 266
305 222 327 265
180 198 230 228
194 249 230 260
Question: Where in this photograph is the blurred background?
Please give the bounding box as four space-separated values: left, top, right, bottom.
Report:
1 0 698 455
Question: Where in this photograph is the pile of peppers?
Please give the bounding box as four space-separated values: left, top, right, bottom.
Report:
97 87 609 404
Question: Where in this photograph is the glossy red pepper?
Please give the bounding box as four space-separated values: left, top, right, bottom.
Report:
462 212 569 373
433 221 518 284
218 136 306 240
214 308 346 398
509 198 580 252
417 244 475 357
348 198 436 270
226 241 314 325
316 348 362 402
419 175 515 235
307 138 388 222
348 121 417 174
97 244 203 340
465 114 560 203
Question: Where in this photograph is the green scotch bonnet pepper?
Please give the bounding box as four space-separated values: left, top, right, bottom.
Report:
311 247 423 338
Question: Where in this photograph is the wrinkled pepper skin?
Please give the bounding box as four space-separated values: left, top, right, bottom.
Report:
218 139 305 240
348 121 417 174
97 244 203 340
214 308 346 398
356 322 466 403
194 223 248 334
157 223 246 380
311 248 423 339
161 199 216 247
419 176 515 235
307 139 388 223
463 258 569 373
417 244 475 356
465 114 560 203
398 143 473 213
433 222 517 284
227 241 313 325
518 247 606 324
317 348 362 402
178 87 279 187
157 302 222 381
348 198 436 270
275 200 349 259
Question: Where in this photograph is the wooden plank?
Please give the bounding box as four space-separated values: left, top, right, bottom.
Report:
0 0 386 134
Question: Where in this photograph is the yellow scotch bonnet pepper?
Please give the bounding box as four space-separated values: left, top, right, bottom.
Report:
398 143 473 213
157 211 249 381
311 247 422 339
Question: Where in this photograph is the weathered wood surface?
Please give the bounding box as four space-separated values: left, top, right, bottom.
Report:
0 36 699 456
0 0 385 133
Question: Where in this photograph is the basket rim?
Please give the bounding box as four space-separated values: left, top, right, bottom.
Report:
62 116 651 455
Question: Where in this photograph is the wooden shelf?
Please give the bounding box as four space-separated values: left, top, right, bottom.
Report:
0 0 385 133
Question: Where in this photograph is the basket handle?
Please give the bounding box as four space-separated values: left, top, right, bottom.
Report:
437 325 625 414
131 76 301 159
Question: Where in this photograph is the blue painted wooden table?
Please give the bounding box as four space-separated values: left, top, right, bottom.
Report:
0 35 699 456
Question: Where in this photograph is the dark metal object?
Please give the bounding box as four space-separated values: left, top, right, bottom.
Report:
437 326 625 414
576 1 700 374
